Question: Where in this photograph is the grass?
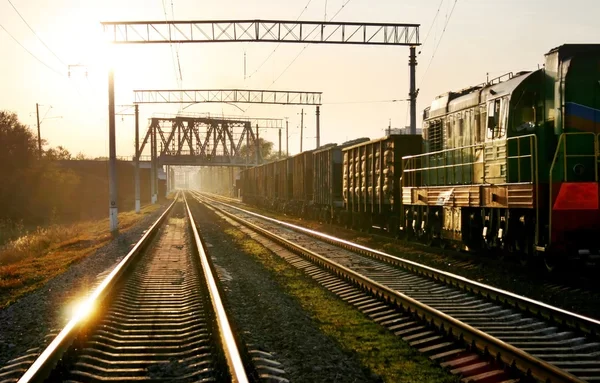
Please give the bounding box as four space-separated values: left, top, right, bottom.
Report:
0 205 161 309
224 227 460 383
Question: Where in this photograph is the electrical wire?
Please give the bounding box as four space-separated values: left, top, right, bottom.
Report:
6 0 67 67
0 22 64 77
323 99 409 105
420 0 445 48
420 0 459 83
246 0 315 80
264 0 352 90
161 0 182 88
171 0 183 84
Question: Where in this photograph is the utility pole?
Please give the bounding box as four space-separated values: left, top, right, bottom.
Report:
36 103 41 158
255 124 260 164
285 118 289 155
108 69 118 233
278 128 282 158
151 124 157 203
299 109 305 152
315 105 320 149
409 46 418 135
134 104 140 213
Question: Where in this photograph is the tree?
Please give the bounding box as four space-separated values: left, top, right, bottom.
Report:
239 138 274 161
0 111 38 220
0 111 38 171
264 151 290 161
44 145 72 160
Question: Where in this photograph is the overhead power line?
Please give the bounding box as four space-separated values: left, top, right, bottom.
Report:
0 22 64 77
6 0 67 67
420 0 445 48
265 0 352 90
323 99 409 105
246 0 315 80
420 0 459 83
161 0 182 87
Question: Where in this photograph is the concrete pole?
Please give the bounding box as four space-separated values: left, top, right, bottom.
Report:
300 108 304 152
134 104 140 213
316 105 320 149
255 124 260 164
409 46 418 135
246 125 249 165
278 128 282 158
36 103 42 158
165 165 169 196
153 127 158 203
108 70 118 233
150 124 156 204
286 120 289 155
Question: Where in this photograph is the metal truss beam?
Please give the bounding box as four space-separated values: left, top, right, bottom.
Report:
134 89 322 105
102 20 420 46
140 116 266 167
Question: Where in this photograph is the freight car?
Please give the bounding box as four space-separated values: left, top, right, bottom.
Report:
311 139 369 222
401 44 600 269
341 135 422 233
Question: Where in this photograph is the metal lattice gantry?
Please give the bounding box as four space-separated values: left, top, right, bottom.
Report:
102 18 421 232
134 89 322 105
102 20 420 46
140 116 280 167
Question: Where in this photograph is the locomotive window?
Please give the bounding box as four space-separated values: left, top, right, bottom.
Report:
487 99 503 139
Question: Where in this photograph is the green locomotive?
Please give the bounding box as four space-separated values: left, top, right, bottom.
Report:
402 44 600 269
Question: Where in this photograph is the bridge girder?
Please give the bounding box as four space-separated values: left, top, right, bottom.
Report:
140 116 265 167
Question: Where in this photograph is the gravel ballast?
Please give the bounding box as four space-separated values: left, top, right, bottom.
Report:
0 204 168 368
190 202 385 383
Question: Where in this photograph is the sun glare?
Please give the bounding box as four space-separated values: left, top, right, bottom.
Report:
69 296 96 322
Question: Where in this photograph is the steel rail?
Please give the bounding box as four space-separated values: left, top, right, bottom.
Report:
183 194 248 383
191 192 592 383
196 191 600 336
17 195 179 383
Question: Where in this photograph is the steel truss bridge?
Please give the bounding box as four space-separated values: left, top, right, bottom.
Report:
140 116 275 167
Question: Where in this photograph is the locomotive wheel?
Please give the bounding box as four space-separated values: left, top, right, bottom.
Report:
516 240 532 267
543 254 561 273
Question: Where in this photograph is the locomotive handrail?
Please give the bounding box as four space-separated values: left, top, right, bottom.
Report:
506 134 538 243
402 143 484 187
548 132 598 247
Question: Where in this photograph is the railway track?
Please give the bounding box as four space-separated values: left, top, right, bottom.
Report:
191 191 600 383
9 194 252 383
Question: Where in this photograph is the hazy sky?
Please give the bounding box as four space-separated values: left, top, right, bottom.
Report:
1 0 599 158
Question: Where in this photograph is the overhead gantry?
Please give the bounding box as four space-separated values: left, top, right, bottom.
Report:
102 18 420 232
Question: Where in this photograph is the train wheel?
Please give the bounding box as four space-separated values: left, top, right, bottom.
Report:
543 254 560 273
516 240 532 267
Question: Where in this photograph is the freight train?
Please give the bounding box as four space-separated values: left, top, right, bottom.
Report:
238 44 600 270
